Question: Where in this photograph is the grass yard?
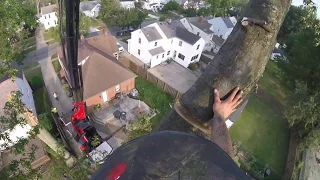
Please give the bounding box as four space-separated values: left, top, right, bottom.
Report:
33 88 51 114
52 60 61 73
258 61 291 104
51 53 58 60
22 46 37 55
135 76 173 127
20 37 37 50
22 61 39 70
230 95 290 178
25 67 43 87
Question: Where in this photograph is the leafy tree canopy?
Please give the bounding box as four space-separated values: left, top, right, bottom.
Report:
0 0 38 77
162 1 181 12
278 5 317 43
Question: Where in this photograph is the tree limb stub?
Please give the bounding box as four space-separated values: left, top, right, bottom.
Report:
157 0 292 135
180 0 292 122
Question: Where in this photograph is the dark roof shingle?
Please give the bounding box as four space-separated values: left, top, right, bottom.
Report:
82 52 136 100
175 26 200 45
221 17 234 28
190 21 213 34
211 35 225 46
141 27 163 42
41 4 58 15
149 46 165 56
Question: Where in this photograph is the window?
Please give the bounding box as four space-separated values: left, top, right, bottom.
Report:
197 32 200 36
174 50 177 57
54 20 57 25
167 51 170 55
179 41 182 46
178 53 185 60
191 54 199 61
49 14 51 18
139 38 141 44
196 44 200 50
162 54 164 58
45 15 46 19
48 22 50 25
171 39 173 44
138 49 140 55
115 85 120 92
154 42 157 46
156 55 159 59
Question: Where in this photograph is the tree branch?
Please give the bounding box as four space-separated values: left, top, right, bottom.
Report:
157 0 292 135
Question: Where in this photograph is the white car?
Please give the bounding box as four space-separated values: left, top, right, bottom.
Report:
117 42 124 53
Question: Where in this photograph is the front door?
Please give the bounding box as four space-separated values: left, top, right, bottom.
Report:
102 91 108 102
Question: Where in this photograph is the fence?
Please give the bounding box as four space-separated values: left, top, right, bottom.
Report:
119 57 182 99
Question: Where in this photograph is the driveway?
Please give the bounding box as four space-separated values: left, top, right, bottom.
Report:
148 62 198 94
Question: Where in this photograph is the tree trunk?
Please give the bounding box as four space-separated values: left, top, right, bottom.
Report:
157 0 292 136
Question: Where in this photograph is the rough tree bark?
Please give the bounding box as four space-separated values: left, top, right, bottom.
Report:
157 0 292 135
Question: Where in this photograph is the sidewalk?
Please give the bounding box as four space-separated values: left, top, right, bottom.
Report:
35 27 47 50
39 57 73 116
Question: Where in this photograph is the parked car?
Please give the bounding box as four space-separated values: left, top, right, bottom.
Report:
117 42 124 53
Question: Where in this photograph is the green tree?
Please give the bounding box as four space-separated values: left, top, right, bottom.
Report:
162 1 181 12
206 0 238 17
114 8 148 29
284 82 320 149
99 0 121 25
278 5 317 43
128 114 152 140
0 91 41 179
197 7 211 16
182 8 197 17
134 1 143 9
0 0 38 77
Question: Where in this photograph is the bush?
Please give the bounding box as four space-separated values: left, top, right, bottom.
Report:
63 83 72 97
159 15 167 21
30 76 43 90
188 62 199 70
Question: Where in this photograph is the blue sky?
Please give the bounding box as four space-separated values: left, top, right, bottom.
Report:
292 0 320 17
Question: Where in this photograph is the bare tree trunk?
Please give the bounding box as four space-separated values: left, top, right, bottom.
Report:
36 0 40 14
157 0 292 135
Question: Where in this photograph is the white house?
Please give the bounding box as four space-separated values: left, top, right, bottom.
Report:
128 19 205 68
0 71 36 151
143 0 167 12
176 0 201 9
120 0 136 9
38 4 58 30
80 1 101 18
207 16 237 40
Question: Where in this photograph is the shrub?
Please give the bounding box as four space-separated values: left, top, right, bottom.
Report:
188 62 199 70
30 76 43 90
159 15 167 21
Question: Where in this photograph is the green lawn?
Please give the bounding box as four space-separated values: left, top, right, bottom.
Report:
25 67 43 91
19 37 37 50
258 61 291 104
135 76 173 127
22 46 37 55
52 60 61 73
230 95 290 177
22 61 39 70
33 88 51 114
51 53 58 60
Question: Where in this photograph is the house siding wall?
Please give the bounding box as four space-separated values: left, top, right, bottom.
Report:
129 23 206 68
39 12 58 30
85 78 135 112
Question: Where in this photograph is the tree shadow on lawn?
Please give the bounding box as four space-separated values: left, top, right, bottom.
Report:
230 95 290 177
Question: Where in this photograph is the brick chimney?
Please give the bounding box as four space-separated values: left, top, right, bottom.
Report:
198 16 204 23
102 28 109 36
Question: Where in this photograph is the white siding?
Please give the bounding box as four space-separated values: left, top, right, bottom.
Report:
129 23 206 68
39 12 58 30
16 74 37 116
